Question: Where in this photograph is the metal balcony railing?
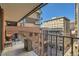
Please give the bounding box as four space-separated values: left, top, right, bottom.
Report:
41 32 79 56
18 30 79 56
6 26 79 56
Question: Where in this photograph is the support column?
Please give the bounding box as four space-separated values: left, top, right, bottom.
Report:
0 6 4 54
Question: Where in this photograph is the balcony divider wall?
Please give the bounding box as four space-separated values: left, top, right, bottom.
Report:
0 6 4 55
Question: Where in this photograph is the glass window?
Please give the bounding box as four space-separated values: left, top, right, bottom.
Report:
59 46 63 51
6 21 17 26
34 33 38 36
29 32 33 37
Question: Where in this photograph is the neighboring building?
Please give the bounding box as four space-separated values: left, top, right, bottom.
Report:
70 21 76 37
17 17 39 27
18 27 42 55
70 21 75 31
17 10 41 27
41 16 70 56
41 28 63 56
75 3 79 37
6 21 18 39
75 3 79 56
6 21 17 26
41 16 70 36
5 21 18 47
16 10 43 56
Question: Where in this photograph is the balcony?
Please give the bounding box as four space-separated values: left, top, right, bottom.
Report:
1 41 37 56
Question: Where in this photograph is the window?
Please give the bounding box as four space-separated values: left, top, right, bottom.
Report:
6 21 17 26
40 42 42 46
44 30 48 40
75 46 77 49
14 33 18 38
6 36 10 41
34 33 38 36
67 44 70 47
20 23 23 27
35 41 38 43
29 32 33 37
59 46 63 51
50 44 55 48
44 44 48 52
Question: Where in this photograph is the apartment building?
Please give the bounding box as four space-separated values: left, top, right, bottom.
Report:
0 3 47 55
70 21 75 32
17 10 43 56
75 3 79 37
70 21 76 37
41 28 63 56
17 10 41 27
5 21 18 47
5 10 44 56
41 16 70 56
41 17 70 36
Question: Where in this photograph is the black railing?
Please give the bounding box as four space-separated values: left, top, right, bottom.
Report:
46 33 79 56
19 31 79 56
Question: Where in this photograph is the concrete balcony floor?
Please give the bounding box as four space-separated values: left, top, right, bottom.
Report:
1 41 37 56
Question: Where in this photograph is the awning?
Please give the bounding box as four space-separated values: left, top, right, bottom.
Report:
0 3 46 22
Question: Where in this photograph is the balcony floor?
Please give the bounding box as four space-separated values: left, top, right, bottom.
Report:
1 41 37 56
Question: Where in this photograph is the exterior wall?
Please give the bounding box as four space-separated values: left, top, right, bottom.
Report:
41 28 64 56
28 10 40 20
17 10 40 27
63 19 70 51
70 22 75 31
17 22 38 27
18 27 42 55
17 10 42 56
70 21 76 36
41 17 70 56
5 21 18 46
64 19 70 36
5 8 42 55
42 18 64 29
5 10 41 52
75 3 79 37
6 26 42 55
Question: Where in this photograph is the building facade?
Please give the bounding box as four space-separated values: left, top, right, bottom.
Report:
41 17 70 36
41 17 70 56
70 21 75 32
70 21 76 37
75 3 79 37
17 10 41 27
17 10 43 56
41 28 63 56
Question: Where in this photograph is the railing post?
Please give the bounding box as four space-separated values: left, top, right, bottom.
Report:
56 35 57 56
46 31 48 56
50 35 52 56
71 38 73 56
62 36 64 56
42 31 44 56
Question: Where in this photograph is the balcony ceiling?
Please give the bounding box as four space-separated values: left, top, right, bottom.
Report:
0 3 41 21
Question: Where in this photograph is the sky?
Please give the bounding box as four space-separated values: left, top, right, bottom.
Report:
40 3 75 23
